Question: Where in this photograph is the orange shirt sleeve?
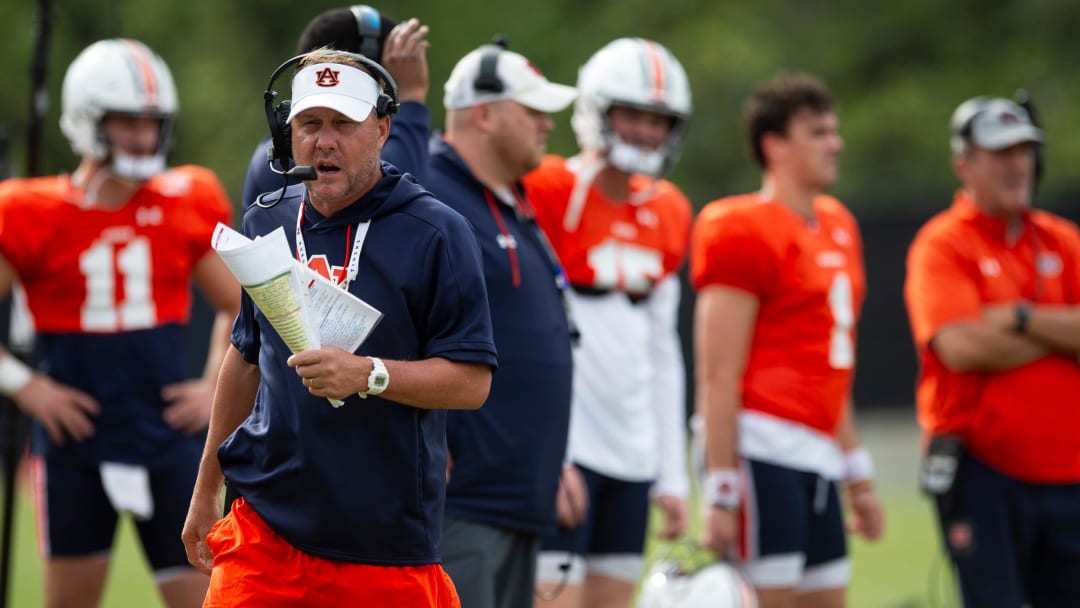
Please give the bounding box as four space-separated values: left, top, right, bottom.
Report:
690 202 776 297
904 222 983 349
0 178 48 275
1044 214 1080 304
523 156 572 251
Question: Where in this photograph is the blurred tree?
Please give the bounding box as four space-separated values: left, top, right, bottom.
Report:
2 0 1078 214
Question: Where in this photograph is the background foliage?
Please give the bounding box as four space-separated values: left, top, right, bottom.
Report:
0 3 1071 605
3 0 1080 214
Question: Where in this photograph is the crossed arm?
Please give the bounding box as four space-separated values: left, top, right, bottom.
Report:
932 303 1080 373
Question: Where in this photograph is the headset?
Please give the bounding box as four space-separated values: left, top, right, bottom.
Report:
262 50 400 184
473 34 509 93
349 5 382 60
1015 89 1045 189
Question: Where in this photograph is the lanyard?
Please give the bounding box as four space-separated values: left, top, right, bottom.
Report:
491 186 579 343
505 188 570 294
295 203 370 291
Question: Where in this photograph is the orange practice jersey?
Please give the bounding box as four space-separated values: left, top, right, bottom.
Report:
524 155 692 295
905 191 1080 482
691 193 865 434
0 167 231 333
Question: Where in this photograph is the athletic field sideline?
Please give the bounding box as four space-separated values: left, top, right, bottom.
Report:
5 408 955 607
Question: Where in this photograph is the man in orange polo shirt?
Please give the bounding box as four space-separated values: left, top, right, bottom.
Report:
905 95 1080 607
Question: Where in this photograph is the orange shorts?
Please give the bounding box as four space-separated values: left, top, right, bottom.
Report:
203 497 460 607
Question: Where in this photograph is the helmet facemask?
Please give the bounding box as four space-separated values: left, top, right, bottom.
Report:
102 115 174 181
600 107 688 178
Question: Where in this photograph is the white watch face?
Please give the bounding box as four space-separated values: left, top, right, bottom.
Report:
368 358 388 394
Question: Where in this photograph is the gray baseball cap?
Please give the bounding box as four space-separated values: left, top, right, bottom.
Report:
950 97 1043 154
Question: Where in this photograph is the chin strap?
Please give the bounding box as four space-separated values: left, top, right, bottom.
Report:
563 152 660 234
563 155 604 232
111 152 166 182
607 139 665 177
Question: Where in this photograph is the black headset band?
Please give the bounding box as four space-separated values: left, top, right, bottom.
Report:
473 36 509 94
265 51 400 116
474 45 503 93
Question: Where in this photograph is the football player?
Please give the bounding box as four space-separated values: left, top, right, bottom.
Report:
526 38 693 608
690 73 884 607
0 39 239 608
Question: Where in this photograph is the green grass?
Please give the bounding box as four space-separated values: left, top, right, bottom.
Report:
643 410 961 608
847 490 960 607
3 410 952 607
9 490 160 607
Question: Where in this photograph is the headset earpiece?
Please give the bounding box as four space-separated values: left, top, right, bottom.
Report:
264 57 302 170
350 5 382 61
263 51 400 165
473 35 509 93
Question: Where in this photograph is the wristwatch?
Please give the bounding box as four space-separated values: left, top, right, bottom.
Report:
1014 303 1031 334
358 357 389 399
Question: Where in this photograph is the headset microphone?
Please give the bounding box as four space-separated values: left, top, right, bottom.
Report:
284 165 317 181
266 149 317 182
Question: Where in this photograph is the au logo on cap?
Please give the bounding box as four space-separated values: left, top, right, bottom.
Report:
315 68 341 87
997 111 1020 125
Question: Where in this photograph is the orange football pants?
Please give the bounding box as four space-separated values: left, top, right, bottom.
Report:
203 497 461 607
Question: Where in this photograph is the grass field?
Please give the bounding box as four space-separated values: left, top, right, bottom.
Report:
4 409 954 607
643 409 959 608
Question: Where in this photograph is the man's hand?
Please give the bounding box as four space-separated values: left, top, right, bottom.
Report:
556 464 589 528
847 484 886 541
182 489 223 576
700 506 739 558
381 18 430 103
288 347 366 401
162 378 215 435
13 375 99 445
655 494 689 540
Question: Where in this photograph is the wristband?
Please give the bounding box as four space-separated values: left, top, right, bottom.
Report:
0 355 32 397
844 447 875 483
703 469 740 510
846 478 874 493
1014 303 1030 334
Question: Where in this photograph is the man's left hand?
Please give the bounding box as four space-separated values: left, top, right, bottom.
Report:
162 378 214 434
983 302 1020 333
655 494 688 540
846 484 885 541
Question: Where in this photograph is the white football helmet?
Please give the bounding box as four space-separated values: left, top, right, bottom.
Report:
638 560 759 608
60 39 178 179
572 38 692 177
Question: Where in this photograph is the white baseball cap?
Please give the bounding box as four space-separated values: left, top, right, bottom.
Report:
443 46 577 113
287 62 383 123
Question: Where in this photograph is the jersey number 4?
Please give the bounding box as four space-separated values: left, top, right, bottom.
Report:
828 272 854 370
79 237 156 331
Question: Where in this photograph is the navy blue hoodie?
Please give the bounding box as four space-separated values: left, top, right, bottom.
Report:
426 137 573 536
221 163 497 564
